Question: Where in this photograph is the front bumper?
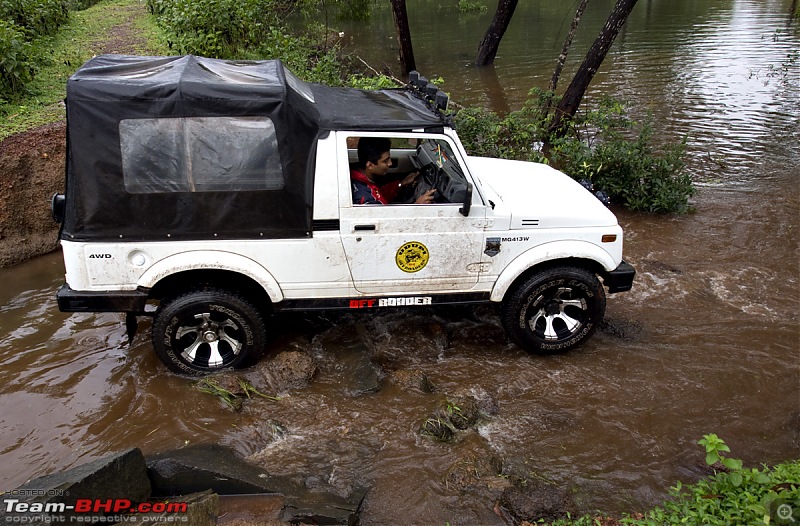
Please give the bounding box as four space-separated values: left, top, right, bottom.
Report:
604 260 636 293
57 284 150 313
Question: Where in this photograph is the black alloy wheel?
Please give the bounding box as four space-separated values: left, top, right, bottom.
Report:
502 266 606 354
152 288 266 375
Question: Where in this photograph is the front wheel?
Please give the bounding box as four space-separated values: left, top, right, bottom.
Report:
152 288 267 375
501 267 606 354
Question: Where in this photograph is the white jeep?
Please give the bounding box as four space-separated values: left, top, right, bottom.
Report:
53 55 635 375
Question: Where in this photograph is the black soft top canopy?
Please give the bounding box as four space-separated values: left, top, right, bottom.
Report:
62 55 445 242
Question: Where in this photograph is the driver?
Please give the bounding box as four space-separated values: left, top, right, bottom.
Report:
351 137 436 205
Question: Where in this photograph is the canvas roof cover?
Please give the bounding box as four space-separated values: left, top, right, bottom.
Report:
62 54 446 242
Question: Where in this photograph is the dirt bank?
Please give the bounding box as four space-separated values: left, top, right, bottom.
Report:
0 121 66 267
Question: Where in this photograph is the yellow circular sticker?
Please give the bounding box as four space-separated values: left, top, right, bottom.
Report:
395 241 429 273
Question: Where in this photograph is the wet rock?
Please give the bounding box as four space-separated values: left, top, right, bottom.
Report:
149 444 367 525
345 348 382 395
312 331 383 395
641 258 683 275
194 374 278 412
448 321 508 347
222 520 288 526
465 387 501 417
599 316 643 340
496 482 577 524
147 444 277 496
281 485 368 526
361 315 449 367
447 387 500 425
421 413 456 442
312 319 362 351
216 493 285 525
389 368 436 393
445 452 505 491
139 490 219 526
250 349 317 394
442 399 480 430
0 448 150 521
207 372 248 395
420 389 500 442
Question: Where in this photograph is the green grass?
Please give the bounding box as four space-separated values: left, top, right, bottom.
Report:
0 0 169 140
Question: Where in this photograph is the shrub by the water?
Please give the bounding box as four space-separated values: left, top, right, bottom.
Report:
455 90 695 214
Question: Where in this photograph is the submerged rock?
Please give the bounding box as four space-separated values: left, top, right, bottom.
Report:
496 482 577 524
0 448 151 522
248 349 317 394
389 368 436 393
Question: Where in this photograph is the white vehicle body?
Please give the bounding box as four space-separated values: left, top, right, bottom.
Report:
55 55 634 374
60 130 625 305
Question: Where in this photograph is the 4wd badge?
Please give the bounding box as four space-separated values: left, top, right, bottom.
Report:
395 241 429 273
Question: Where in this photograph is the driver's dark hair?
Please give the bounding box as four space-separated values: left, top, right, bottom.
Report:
357 137 392 169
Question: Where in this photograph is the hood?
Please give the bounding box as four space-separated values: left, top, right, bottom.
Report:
467 156 619 229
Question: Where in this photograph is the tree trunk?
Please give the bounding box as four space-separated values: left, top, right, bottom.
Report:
475 0 519 66
548 0 590 93
549 0 639 137
390 0 416 75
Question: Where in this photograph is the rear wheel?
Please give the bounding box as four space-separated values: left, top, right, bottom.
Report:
501 266 606 354
152 288 266 375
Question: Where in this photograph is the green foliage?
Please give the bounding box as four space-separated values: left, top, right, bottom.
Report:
333 0 370 21
148 0 295 58
552 119 694 214
0 19 36 99
1 0 69 37
254 28 343 85
2 0 170 138
195 377 280 409
149 0 347 83
347 73 400 90
457 0 487 13
151 0 245 57
454 89 695 214
548 436 800 526
0 0 70 99
65 0 103 11
624 444 799 526
699 433 744 471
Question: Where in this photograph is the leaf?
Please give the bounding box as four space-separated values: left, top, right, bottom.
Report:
722 457 743 471
752 472 771 484
730 472 743 487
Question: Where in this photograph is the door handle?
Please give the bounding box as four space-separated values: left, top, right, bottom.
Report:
354 224 376 231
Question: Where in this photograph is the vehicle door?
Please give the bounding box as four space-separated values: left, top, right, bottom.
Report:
337 133 487 295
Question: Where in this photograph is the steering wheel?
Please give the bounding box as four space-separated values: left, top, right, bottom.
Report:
411 162 442 202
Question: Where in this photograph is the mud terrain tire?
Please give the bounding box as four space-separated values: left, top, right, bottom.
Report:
502 267 606 354
153 289 266 375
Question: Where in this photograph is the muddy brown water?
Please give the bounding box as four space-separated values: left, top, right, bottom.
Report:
1 0 798 523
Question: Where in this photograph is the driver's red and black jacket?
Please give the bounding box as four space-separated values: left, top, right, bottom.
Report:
350 169 401 205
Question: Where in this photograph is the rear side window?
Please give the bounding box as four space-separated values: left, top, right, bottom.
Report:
120 117 284 193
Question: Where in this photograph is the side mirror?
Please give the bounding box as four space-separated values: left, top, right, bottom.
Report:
459 184 472 217
51 193 66 223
